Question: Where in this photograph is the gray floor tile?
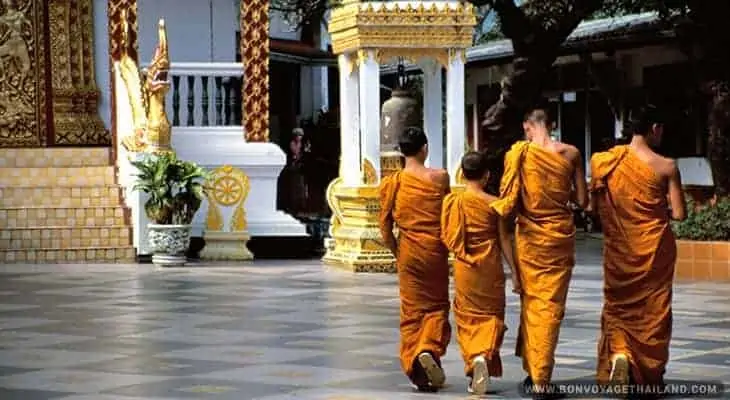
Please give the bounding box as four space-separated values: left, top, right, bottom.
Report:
0 238 728 399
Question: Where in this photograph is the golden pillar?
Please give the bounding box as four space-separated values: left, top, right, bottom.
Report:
48 0 108 145
240 0 270 142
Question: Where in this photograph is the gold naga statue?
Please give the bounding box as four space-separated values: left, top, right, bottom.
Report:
114 11 172 154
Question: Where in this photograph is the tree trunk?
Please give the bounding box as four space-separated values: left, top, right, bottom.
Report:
477 1 605 192
707 80 730 196
479 55 556 191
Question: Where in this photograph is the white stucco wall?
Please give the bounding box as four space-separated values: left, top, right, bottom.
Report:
93 0 111 130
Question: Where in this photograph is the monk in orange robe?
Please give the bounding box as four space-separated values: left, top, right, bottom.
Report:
379 126 451 392
441 151 507 396
590 105 686 388
492 107 587 399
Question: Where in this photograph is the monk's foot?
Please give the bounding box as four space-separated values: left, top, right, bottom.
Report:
415 384 439 393
609 353 631 387
417 352 446 388
468 355 489 395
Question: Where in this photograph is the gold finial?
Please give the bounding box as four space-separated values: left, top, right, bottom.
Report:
157 19 168 64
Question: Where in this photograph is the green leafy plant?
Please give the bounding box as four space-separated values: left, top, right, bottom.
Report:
132 153 208 225
672 197 730 241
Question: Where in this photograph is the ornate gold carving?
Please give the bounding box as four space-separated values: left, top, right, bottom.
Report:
380 151 404 179
326 176 343 240
339 53 358 76
322 183 396 273
205 165 251 232
362 158 377 185
48 0 108 145
449 48 466 64
328 1 477 55
0 0 45 146
142 20 172 154
376 48 449 69
241 0 270 142
114 15 172 154
108 0 138 63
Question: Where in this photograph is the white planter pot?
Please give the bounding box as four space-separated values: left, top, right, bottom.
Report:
147 224 192 266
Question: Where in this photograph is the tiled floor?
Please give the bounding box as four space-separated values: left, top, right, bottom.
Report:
0 237 729 399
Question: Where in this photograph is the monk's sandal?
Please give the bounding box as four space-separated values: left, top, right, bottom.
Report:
468 355 489 395
417 352 445 388
609 354 630 391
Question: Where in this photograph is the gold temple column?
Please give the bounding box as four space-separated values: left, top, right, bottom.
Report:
240 0 270 142
48 0 108 145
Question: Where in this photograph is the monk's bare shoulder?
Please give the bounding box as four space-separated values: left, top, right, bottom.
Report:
426 168 450 187
655 155 678 180
556 142 581 164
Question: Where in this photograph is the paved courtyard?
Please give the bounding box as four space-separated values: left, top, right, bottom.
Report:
0 238 728 399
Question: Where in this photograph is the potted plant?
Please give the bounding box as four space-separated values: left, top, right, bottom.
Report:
672 197 730 280
132 153 208 266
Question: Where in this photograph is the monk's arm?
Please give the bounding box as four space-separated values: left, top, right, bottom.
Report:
667 161 687 221
379 215 398 257
498 216 521 294
572 153 588 209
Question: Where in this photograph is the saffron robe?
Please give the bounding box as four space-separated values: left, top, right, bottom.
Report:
492 141 576 385
591 146 675 385
441 190 506 377
379 170 452 380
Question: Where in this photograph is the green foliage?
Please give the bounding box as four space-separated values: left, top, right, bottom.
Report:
672 197 730 241
132 153 208 225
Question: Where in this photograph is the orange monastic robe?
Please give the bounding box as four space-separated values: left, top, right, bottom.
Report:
379 170 452 381
492 141 576 385
591 146 675 385
441 191 506 377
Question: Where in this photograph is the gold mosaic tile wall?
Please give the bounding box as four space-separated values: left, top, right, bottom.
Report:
0 148 135 263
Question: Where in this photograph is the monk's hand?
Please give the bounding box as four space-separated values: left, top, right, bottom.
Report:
511 278 522 295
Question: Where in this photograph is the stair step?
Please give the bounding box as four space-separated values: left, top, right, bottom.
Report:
0 207 127 228
0 185 123 207
0 247 136 263
0 226 132 250
0 166 116 187
0 148 110 168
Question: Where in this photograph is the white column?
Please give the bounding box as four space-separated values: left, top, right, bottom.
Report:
338 53 361 185
421 60 443 169
446 49 465 184
358 49 381 181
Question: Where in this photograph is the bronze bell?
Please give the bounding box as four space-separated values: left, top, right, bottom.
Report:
380 89 422 152
380 88 422 178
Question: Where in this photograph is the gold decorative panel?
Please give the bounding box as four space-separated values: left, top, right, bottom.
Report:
0 0 47 147
328 1 477 55
205 165 251 232
108 0 138 63
0 0 109 148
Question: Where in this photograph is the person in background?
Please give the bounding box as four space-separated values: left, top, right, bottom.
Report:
277 128 307 216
